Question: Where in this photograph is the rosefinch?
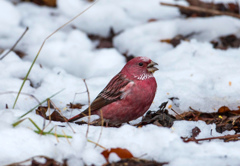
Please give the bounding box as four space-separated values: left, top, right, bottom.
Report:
68 57 158 124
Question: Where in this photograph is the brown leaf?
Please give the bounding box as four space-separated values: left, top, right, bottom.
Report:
21 0 57 7
47 111 66 122
192 126 201 138
101 148 134 162
67 102 84 109
36 106 66 122
218 106 240 115
36 106 48 119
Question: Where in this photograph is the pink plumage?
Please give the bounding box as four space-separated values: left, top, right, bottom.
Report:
68 56 158 124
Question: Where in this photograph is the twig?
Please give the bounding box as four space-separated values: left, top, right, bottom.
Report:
88 139 106 150
69 90 87 117
18 88 64 119
160 2 240 19
47 99 51 121
49 99 75 133
0 27 29 60
54 126 60 143
83 79 91 138
95 109 104 148
62 129 71 145
182 134 240 143
0 91 40 104
39 98 52 135
13 1 99 109
171 108 184 120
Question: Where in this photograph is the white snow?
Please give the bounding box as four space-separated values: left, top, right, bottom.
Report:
1 0 240 165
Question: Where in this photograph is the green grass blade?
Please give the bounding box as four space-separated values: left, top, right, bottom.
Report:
47 126 55 133
29 118 41 131
34 130 72 138
12 118 27 127
12 1 98 109
12 57 39 109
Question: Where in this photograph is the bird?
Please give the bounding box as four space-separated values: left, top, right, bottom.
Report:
68 56 158 124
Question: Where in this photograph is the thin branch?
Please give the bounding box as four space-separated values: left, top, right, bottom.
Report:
39 98 52 135
171 108 184 120
88 139 106 150
0 91 40 104
62 129 71 145
18 88 64 119
12 1 99 109
0 27 29 60
69 90 87 117
95 109 104 148
54 126 59 143
160 2 240 19
83 79 91 138
182 134 240 143
49 99 75 133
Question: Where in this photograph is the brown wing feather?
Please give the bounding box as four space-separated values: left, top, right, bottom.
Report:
85 73 130 112
68 73 131 122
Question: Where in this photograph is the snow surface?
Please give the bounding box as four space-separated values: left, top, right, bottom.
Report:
1 0 240 165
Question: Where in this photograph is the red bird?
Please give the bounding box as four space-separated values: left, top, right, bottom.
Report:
68 57 158 124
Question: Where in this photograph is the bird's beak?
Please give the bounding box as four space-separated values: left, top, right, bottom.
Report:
147 60 158 73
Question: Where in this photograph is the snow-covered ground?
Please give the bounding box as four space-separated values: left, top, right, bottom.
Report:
1 0 240 165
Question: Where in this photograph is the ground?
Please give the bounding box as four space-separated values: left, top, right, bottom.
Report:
1 0 240 165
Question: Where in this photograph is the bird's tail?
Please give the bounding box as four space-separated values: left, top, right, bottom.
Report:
68 114 84 122
68 110 89 122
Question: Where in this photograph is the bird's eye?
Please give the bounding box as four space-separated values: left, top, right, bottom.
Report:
138 62 143 66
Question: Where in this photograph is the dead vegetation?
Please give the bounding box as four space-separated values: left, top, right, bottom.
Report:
3 0 240 165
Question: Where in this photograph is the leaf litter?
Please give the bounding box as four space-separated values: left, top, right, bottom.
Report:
7 0 240 165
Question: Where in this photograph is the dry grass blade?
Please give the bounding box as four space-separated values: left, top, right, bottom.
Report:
83 79 91 138
18 88 64 119
182 134 240 143
0 91 40 104
13 1 99 109
0 27 29 60
49 99 76 133
95 109 104 148
88 139 106 150
62 129 71 145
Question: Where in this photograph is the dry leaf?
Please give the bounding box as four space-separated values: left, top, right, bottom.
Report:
101 148 134 162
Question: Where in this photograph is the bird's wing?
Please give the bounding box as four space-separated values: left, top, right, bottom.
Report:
68 73 133 122
87 73 132 112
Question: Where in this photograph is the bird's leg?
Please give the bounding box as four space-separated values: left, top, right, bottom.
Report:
105 119 109 127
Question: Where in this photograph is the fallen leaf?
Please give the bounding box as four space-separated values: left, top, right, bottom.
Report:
67 102 84 109
21 0 57 7
192 126 201 138
101 148 134 162
36 106 66 122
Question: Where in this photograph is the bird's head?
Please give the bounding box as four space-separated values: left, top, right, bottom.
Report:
121 56 158 80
